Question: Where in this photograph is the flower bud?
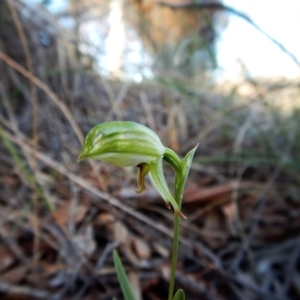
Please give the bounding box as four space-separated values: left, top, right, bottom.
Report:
78 121 164 166
78 121 185 218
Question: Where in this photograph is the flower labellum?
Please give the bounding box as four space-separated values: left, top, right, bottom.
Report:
78 121 186 218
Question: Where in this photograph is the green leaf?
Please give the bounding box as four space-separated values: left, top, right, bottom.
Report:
175 144 198 195
113 250 136 300
172 289 186 300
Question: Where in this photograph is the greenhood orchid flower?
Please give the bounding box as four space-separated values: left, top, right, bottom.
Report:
78 121 186 218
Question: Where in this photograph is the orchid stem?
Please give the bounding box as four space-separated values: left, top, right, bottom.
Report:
168 211 181 300
168 177 184 300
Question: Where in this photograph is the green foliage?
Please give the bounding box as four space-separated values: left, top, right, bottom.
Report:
113 250 136 300
175 145 199 197
172 289 186 300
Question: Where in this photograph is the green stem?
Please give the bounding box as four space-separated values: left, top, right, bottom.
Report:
166 145 198 300
168 211 181 300
168 176 184 300
164 148 181 173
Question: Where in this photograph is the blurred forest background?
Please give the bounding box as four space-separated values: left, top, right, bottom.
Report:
0 0 300 299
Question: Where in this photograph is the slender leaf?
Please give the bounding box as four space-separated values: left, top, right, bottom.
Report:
172 289 185 300
175 144 198 194
113 250 136 300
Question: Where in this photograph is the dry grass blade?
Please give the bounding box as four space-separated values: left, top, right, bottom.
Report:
0 50 84 143
0 280 50 299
